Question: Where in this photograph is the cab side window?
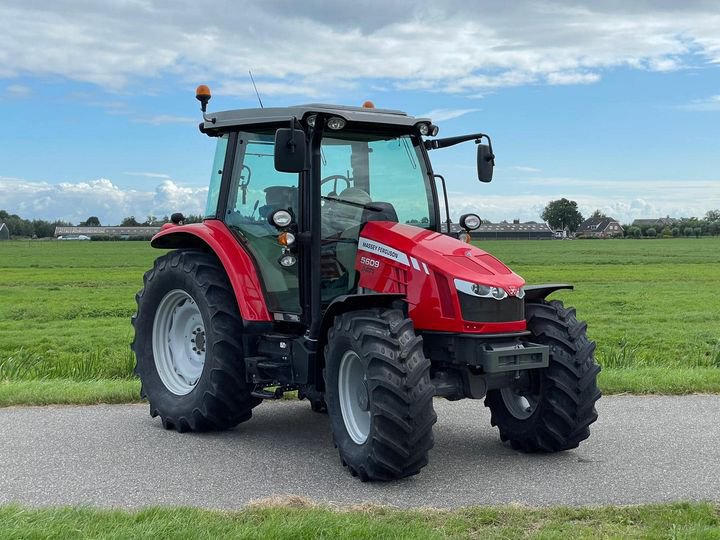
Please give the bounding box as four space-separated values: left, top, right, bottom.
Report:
204 135 229 218
227 133 299 226
224 131 301 313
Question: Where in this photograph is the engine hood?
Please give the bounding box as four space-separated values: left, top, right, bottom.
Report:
359 221 525 290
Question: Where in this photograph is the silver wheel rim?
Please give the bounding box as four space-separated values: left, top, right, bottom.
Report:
152 289 206 396
501 386 538 420
338 350 371 444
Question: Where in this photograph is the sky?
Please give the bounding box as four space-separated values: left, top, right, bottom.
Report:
1 0 719 225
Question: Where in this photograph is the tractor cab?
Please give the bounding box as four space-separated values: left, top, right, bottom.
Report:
132 86 601 482
193 94 497 333
214 121 440 316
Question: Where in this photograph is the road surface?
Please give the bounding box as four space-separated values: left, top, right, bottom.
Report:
1 396 718 508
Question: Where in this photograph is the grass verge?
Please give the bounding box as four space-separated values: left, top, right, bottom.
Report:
0 379 141 408
0 501 718 539
1 367 720 408
599 367 720 395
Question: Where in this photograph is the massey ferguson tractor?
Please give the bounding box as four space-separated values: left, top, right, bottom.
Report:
131 86 601 481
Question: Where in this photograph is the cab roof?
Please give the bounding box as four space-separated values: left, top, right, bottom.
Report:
202 103 431 131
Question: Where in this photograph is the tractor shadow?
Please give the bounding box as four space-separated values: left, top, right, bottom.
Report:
144 399 582 488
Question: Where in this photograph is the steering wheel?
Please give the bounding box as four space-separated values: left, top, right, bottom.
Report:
321 174 351 196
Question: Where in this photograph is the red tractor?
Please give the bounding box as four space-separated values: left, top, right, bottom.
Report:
132 86 601 481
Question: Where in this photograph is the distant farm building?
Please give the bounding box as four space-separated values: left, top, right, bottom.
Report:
631 217 676 229
444 220 554 240
54 226 161 239
576 217 623 238
0 222 9 241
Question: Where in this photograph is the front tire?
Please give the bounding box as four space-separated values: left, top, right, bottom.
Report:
485 299 601 452
324 308 436 481
131 249 260 432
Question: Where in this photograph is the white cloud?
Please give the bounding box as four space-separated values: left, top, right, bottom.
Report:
680 94 720 111
545 72 600 85
0 176 207 224
1 1 720 96
133 114 197 125
446 177 720 223
2 172 718 226
509 166 541 173
6 84 32 97
419 108 480 122
123 172 172 179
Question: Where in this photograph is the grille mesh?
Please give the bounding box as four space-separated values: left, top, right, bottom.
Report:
458 292 524 322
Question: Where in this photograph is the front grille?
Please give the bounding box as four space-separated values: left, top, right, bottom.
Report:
457 292 524 322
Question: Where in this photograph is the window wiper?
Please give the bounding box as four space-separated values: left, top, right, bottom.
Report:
321 196 383 212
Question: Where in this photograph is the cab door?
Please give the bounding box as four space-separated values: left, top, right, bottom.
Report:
223 131 301 314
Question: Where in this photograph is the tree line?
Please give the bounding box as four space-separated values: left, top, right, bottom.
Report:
541 199 720 238
0 211 203 238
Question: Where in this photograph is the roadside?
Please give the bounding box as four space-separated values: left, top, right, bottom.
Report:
2 397 719 508
4 367 720 407
1 501 718 539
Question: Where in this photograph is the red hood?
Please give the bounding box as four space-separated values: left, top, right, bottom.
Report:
360 221 525 290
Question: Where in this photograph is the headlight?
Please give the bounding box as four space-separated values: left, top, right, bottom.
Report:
459 213 482 231
454 279 525 300
269 209 293 228
327 116 346 130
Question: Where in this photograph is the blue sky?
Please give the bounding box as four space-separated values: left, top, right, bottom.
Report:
1 0 719 225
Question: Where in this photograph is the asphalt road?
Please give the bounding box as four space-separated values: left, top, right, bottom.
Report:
1 396 718 509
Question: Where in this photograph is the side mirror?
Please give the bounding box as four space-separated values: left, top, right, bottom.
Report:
274 128 307 173
477 144 494 183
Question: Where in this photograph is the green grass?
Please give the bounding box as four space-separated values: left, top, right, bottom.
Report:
478 238 720 375
0 379 140 407
0 501 719 539
0 237 719 405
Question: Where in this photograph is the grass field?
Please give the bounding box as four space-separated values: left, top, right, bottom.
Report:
0 237 719 404
1 501 718 539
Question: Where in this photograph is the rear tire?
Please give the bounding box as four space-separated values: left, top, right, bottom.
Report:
324 308 436 481
131 249 260 432
484 299 601 452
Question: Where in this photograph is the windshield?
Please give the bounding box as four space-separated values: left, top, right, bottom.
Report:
320 133 434 227
319 132 434 303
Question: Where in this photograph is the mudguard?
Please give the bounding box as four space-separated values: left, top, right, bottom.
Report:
319 293 406 344
151 220 272 322
523 284 574 302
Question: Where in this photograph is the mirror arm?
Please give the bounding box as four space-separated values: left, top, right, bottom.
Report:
433 174 452 233
287 116 299 152
483 135 495 165
425 132 490 150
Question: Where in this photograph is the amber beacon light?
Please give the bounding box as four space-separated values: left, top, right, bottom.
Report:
196 85 212 112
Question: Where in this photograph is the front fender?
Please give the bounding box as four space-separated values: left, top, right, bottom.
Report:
524 284 574 303
318 293 406 345
151 221 271 322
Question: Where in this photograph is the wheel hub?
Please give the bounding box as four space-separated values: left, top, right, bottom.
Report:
356 382 369 411
192 328 206 354
500 381 539 420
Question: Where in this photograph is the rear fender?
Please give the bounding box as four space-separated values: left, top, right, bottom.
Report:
151 221 271 322
524 284 573 303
